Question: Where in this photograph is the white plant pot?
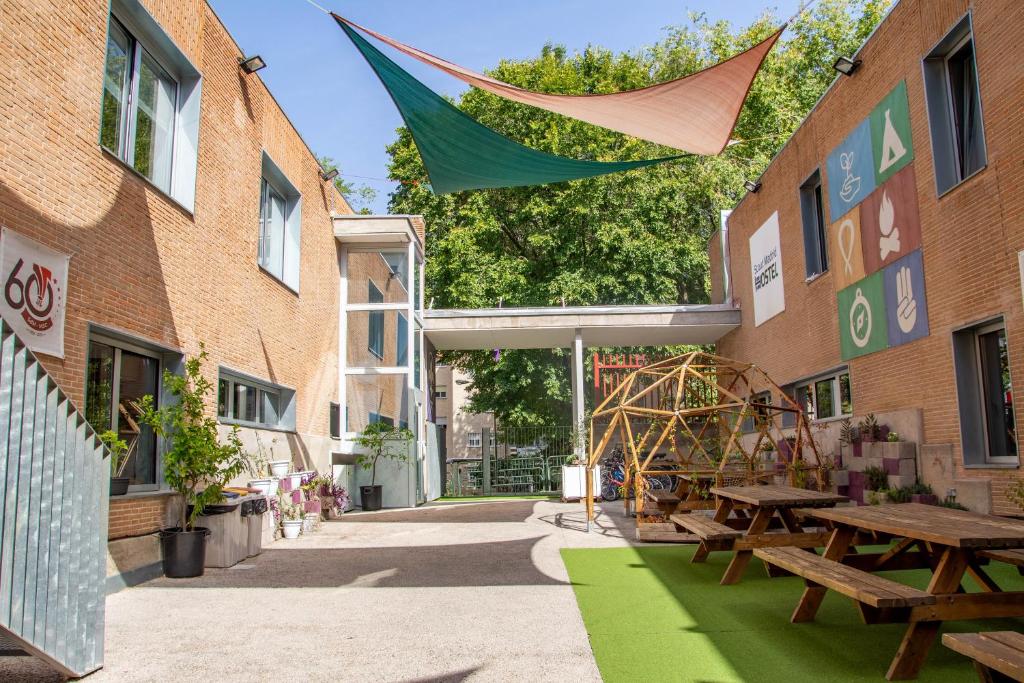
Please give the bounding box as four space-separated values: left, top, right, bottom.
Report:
269 460 291 478
303 512 319 533
287 472 302 489
248 479 273 496
282 520 302 539
267 477 279 496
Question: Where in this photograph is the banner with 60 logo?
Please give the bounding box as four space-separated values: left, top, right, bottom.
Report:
0 227 70 358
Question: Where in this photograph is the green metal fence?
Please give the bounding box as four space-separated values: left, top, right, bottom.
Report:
445 425 577 496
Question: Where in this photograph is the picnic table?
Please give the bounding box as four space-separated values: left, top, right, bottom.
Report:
942 631 1024 682
756 503 1024 680
672 484 847 585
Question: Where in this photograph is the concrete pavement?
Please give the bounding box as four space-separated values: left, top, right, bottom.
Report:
2 498 637 682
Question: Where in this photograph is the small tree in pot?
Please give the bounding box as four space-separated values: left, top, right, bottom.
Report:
137 345 248 578
99 429 132 495
354 421 413 511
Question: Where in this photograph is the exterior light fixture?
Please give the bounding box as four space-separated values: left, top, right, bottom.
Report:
320 168 339 182
832 56 862 76
744 179 762 193
239 55 267 74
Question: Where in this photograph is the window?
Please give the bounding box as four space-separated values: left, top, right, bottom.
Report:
258 153 302 290
468 432 482 448
924 15 987 194
99 3 201 210
799 170 828 278
368 281 384 359
789 369 852 423
435 386 448 400
329 402 341 439
85 336 161 490
397 312 408 365
369 412 394 427
742 391 772 433
217 370 295 430
953 319 1017 465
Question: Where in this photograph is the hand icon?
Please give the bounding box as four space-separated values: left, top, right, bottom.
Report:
895 266 917 334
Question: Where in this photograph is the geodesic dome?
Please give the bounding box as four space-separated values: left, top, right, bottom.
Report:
586 351 824 515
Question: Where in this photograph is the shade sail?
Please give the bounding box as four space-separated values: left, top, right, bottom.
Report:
334 13 783 156
336 18 683 194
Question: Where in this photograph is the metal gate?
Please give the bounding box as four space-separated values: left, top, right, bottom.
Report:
446 425 575 496
0 317 109 678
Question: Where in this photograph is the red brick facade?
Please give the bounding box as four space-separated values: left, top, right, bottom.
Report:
1 0 351 537
713 0 1024 513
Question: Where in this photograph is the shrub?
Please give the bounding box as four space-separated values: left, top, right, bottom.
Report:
864 465 888 492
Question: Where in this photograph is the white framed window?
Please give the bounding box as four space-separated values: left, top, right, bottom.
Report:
923 14 987 195
953 318 1017 465
799 170 828 279
468 432 482 448
258 152 302 291
218 369 296 431
435 385 448 400
99 1 202 210
788 369 852 423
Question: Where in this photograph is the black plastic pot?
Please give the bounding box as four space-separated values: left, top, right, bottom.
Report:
159 527 211 578
109 477 130 496
360 485 383 511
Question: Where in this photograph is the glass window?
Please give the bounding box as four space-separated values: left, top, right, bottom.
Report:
219 372 291 430
397 312 408 365
436 416 448 428
796 385 815 421
468 432 482 448
99 18 177 192
329 402 341 439
814 379 835 420
839 373 853 415
978 326 1016 460
800 170 828 278
259 179 287 277
257 153 301 291
368 281 384 359
435 386 447 400
924 16 987 194
85 338 160 489
953 320 1017 465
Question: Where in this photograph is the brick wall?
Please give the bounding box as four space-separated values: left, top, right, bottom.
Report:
716 0 1024 513
0 0 353 537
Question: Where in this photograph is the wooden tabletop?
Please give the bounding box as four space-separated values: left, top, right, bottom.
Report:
709 484 848 507
806 503 1024 549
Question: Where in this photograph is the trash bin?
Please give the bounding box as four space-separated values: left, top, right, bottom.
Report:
246 496 267 558
194 499 247 568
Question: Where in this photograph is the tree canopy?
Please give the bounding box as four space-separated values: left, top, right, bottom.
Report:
385 0 891 427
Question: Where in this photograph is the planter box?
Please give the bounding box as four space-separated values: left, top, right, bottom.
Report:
304 499 322 514
911 493 939 505
561 465 601 501
865 490 889 505
832 469 850 487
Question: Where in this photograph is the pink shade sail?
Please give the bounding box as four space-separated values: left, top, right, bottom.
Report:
333 14 784 156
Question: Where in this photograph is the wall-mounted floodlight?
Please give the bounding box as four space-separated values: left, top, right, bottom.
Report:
320 168 340 182
832 56 862 76
239 55 267 74
744 179 762 193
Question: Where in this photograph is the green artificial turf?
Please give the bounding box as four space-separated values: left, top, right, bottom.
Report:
437 494 559 502
561 544 1024 683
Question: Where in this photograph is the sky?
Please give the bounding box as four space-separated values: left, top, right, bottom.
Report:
207 0 804 214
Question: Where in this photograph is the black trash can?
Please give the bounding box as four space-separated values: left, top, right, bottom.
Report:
361 485 383 511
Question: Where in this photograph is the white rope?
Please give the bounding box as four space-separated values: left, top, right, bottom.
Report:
298 0 331 15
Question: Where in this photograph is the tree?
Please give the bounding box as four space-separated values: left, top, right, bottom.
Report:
318 155 378 214
386 1 891 427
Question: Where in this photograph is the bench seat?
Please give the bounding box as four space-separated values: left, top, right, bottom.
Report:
754 546 937 609
670 513 742 541
979 549 1024 567
646 489 681 504
943 631 1024 681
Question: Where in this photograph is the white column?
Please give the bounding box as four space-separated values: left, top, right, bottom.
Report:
571 328 585 460
338 245 348 435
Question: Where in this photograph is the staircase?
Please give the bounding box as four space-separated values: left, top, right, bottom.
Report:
0 317 109 678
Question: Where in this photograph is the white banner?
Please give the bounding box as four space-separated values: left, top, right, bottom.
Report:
0 228 70 357
749 212 785 326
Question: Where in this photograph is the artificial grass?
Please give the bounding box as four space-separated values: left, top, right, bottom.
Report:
437 494 559 502
561 544 1024 683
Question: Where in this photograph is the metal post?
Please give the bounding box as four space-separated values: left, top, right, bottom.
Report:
481 426 491 495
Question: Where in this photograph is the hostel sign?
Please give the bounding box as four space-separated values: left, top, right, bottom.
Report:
0 228 70 358
825 82 928 360
749 211 785 326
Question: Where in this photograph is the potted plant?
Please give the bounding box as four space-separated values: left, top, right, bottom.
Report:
910 481 939 505
278 493 304 538
863 464 889 505
137 345 248 578
354 421 413 511
261 436 289 477
246 433 276 496
100 429 132 496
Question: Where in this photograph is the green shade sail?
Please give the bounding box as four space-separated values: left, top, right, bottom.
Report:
336 18 684 194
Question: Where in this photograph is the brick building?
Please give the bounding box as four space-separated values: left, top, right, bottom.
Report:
710 0 1024 513
0 0 435 572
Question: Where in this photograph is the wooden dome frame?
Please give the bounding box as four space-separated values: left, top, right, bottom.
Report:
584 351 824 522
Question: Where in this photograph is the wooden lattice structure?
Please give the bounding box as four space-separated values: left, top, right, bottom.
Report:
585 351 825 522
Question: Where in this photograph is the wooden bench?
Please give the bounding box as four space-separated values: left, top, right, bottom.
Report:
636 523 700 543
754 547 937 609
943 632 1024 682
646 489 681 505
979 549 1024 576
670 513 742 541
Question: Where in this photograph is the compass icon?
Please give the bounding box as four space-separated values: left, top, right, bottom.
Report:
849 287 872 349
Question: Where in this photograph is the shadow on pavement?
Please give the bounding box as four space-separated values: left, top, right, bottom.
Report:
341 500 540 524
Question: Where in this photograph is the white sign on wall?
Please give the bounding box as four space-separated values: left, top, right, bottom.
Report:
749 211 785 326
0 228 70 358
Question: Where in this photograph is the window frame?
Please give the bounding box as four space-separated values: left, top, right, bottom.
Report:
788 368 853 425
922 12 988 196
799 169 829 280
435 385 448 400
467 432 482 448
257 152 302 292
217 369 296 432
367 280 385 359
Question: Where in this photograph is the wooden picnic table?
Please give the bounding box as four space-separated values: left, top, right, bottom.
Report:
760 503 1024 681
673 484 847 585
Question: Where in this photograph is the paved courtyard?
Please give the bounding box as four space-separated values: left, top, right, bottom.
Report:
2 499 636 682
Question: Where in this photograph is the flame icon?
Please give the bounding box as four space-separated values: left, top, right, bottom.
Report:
878 190 901 260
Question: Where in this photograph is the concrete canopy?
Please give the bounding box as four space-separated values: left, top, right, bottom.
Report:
423 304 740 350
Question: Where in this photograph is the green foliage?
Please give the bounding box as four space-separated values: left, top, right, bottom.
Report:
99 429 131 478
1009 479 1024 511
318 155 377 214
864 465 888 492
939 498 969 511
386 1 891 426
839 418 854 445
886 486 912 504
136 345 249 530
910 480 933 496
859 413 880 441
886 431 900 442
354 421 414 486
